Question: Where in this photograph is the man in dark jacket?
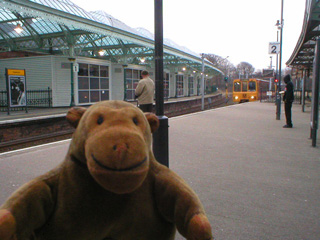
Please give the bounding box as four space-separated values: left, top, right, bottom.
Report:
283 74 294 128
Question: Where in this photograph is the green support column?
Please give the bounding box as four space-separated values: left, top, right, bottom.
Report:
70 62 75 106
123 65 127 101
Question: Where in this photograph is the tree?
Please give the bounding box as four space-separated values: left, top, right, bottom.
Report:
236 62 255 78
203 53 235 89
203 54 234 75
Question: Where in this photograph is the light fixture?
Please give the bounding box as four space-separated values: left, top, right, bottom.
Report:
193 70 196 73
14 23 23 34
98 49 105 56
140 58 145 63
182 67 186 71
275 20 282 30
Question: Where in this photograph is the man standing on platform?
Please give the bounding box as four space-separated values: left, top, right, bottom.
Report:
135 70 155 112
283 74 294 128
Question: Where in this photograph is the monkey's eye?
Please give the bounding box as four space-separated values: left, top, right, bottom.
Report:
97 115 104 125
132 117 139 125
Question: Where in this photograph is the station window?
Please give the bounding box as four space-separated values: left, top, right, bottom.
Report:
197 77 201 95
234 81 241 92
189 76 194 96
78 63 109 104
176 75 184 97
125 69 142 101
164 73 169 99
249 81 256 91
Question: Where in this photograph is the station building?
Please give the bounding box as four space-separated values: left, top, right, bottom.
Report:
0 0 223 108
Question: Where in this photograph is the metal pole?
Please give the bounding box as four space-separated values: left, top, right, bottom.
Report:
70 63 75 106
311 38 320 147
68 46 75 107
301 69 306 112
5 68 10 115
275 31 279 103
153 0 169 167
154 3 164 117
123 65 127 101
201 54 205 110
269 57 272 101
276 0 284 120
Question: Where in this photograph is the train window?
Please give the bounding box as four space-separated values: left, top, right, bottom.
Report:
249 81 256 91
242 81 248 92
234 82 241 92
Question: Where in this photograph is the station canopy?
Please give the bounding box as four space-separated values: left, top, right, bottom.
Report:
0 0 223 75
287 0 320 69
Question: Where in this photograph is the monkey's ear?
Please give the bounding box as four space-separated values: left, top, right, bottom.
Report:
145 113 159 133
66 107 87 128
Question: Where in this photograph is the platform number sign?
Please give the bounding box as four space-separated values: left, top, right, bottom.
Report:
269 42 280 54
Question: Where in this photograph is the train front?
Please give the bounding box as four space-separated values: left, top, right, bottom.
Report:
233 79 259 103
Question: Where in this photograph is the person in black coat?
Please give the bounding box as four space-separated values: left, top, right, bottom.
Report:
283 74 294 128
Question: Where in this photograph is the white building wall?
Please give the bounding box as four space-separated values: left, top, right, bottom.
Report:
0 56 52 91
52 56 72 107
169 73 175 98
0 55 167 106
111 64 124 100
184 75 189 96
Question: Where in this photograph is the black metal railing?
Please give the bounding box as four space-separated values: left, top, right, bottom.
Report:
260 89 312 103
0 87 52 112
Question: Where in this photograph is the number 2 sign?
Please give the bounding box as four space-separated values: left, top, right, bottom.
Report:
269 42 280 54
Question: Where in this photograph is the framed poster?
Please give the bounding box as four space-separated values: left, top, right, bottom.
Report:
6 69 27 107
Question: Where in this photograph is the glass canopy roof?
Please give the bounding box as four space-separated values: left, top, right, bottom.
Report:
286 0 320 69
0 0 223 75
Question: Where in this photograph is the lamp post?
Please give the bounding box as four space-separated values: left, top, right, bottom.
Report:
223 56 229 99
275 21 280 94
68 55 76 107
275 0 284 120
153 0 169 167
201 54 205 110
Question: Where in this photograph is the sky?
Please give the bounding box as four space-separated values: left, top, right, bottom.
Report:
73 0 306 71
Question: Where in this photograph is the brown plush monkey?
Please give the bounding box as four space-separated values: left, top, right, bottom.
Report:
0 100 213 240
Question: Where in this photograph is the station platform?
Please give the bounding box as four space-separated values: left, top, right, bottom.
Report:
0 101 319 239
170 101 319 239
0 93 226 122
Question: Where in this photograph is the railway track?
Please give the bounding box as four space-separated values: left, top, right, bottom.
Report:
0 129 74 153
0 95 231 153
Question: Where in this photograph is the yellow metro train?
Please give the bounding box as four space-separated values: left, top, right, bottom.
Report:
233 78 260 103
